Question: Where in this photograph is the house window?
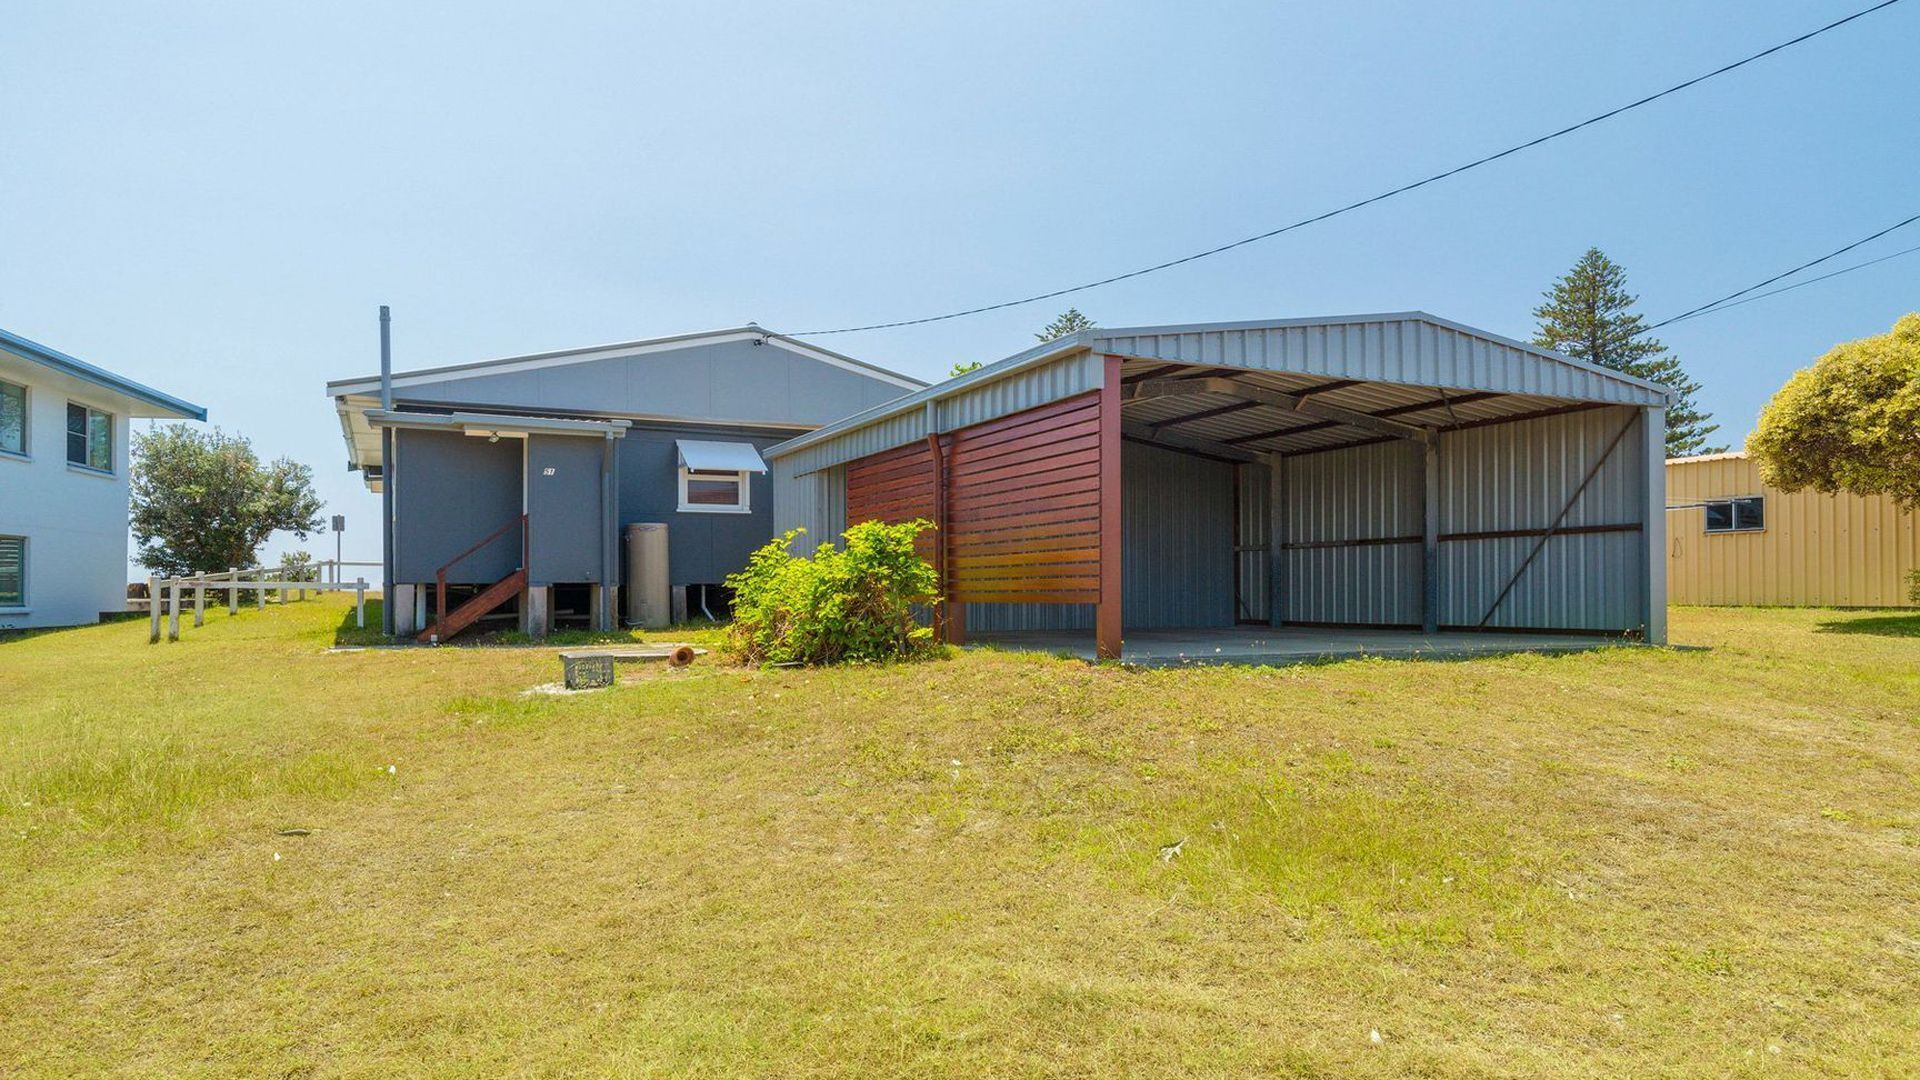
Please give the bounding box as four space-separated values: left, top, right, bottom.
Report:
0 381 23 456
0 537 22 607
678 468 751 513
66 403 112 472
1704 496 1764 534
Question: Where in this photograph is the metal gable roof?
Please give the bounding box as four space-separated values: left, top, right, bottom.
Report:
0 326 206 420
765 312 1669 463
1091 312 1672 402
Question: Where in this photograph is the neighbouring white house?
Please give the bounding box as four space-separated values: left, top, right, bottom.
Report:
0 327 206 630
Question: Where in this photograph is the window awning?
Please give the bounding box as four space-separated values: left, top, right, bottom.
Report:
676 439 768 473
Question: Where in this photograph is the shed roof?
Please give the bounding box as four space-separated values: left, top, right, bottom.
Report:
0 326 206 420
766 312 1671 466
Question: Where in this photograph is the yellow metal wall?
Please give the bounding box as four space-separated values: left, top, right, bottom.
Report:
1666 455 1918 607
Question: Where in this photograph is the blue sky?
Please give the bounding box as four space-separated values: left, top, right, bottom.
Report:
3 1 1915 572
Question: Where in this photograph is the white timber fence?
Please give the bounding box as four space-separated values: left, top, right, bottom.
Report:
146 559 382 644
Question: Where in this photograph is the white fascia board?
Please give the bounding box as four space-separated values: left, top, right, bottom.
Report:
362 409 632 438
324 327 925 397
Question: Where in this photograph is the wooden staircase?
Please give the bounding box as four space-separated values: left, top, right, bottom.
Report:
418 513 529 643
418 568 526 643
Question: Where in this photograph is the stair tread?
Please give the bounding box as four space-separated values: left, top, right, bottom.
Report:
418 569 527 642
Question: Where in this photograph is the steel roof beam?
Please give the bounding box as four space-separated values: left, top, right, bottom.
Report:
1126 377 1434 444
1147 398 1263 432
1119 420 1259 462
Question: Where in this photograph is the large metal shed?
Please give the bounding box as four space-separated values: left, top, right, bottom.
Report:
766 313 1671 662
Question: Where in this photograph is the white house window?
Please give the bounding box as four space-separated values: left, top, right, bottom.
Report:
1704 496 1764 534
66 402 112 472
0 380 24 456
679 468 750 513
673 439 767 515
0 537 23 607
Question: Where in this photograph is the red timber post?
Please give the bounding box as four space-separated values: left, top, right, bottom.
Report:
924 431 962 645
1095 354 1124 660
942 432 966 644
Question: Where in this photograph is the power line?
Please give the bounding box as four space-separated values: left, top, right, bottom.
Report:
799 0 1908 335
1656 241 1920 325
1648 212 1920 329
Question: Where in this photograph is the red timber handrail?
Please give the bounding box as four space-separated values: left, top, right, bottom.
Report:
434 513 528 633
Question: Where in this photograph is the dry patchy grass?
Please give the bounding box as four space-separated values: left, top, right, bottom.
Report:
1 600 1917 1076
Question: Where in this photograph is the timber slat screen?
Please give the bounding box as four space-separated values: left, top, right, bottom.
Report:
844 441 939 555
844 390 1105 605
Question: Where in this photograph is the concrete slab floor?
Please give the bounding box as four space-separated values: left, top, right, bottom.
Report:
970 625 1646 668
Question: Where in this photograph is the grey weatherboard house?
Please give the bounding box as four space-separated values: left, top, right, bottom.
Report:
327 326 923 639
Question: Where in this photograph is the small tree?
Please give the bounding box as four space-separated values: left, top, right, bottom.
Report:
724 520 941 666
131 425 325 577
949 360 984 378
1037 307 1096 342
278 550 316 583
1533 249 1723 456
1749 313 1920 506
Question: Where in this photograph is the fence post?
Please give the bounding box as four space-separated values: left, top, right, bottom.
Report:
148 574 161 643
194 575 206 627
355 579 366 628
256 573 265 610
228 568 239 615
166 580 181 642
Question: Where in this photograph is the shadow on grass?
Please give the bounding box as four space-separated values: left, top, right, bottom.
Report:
1814 612 1920 638
332 599 388 647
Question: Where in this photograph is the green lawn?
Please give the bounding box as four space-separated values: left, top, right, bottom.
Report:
2 600 1917 1076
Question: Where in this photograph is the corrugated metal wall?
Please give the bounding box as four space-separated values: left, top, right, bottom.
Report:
1667 455 1918 607
1235 463 1271 623
772 458 845 556
1277 407 1650 632
1439 407 1647 630
1122 442 1236 628
1281 441 1425 625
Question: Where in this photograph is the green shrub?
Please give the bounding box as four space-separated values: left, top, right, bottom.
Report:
724 520 941 666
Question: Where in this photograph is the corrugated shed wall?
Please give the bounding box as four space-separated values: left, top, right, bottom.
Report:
1235 462 1271 623
1438 406 1648 631
1667 456 1918 607
1094 318 1665 407
772 458 845 556
967 441 1235 632
1282 441 1424 625
1121 442 1236 628
1278 406 1650 632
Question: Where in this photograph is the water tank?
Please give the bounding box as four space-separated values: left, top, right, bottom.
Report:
624 523 670 629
